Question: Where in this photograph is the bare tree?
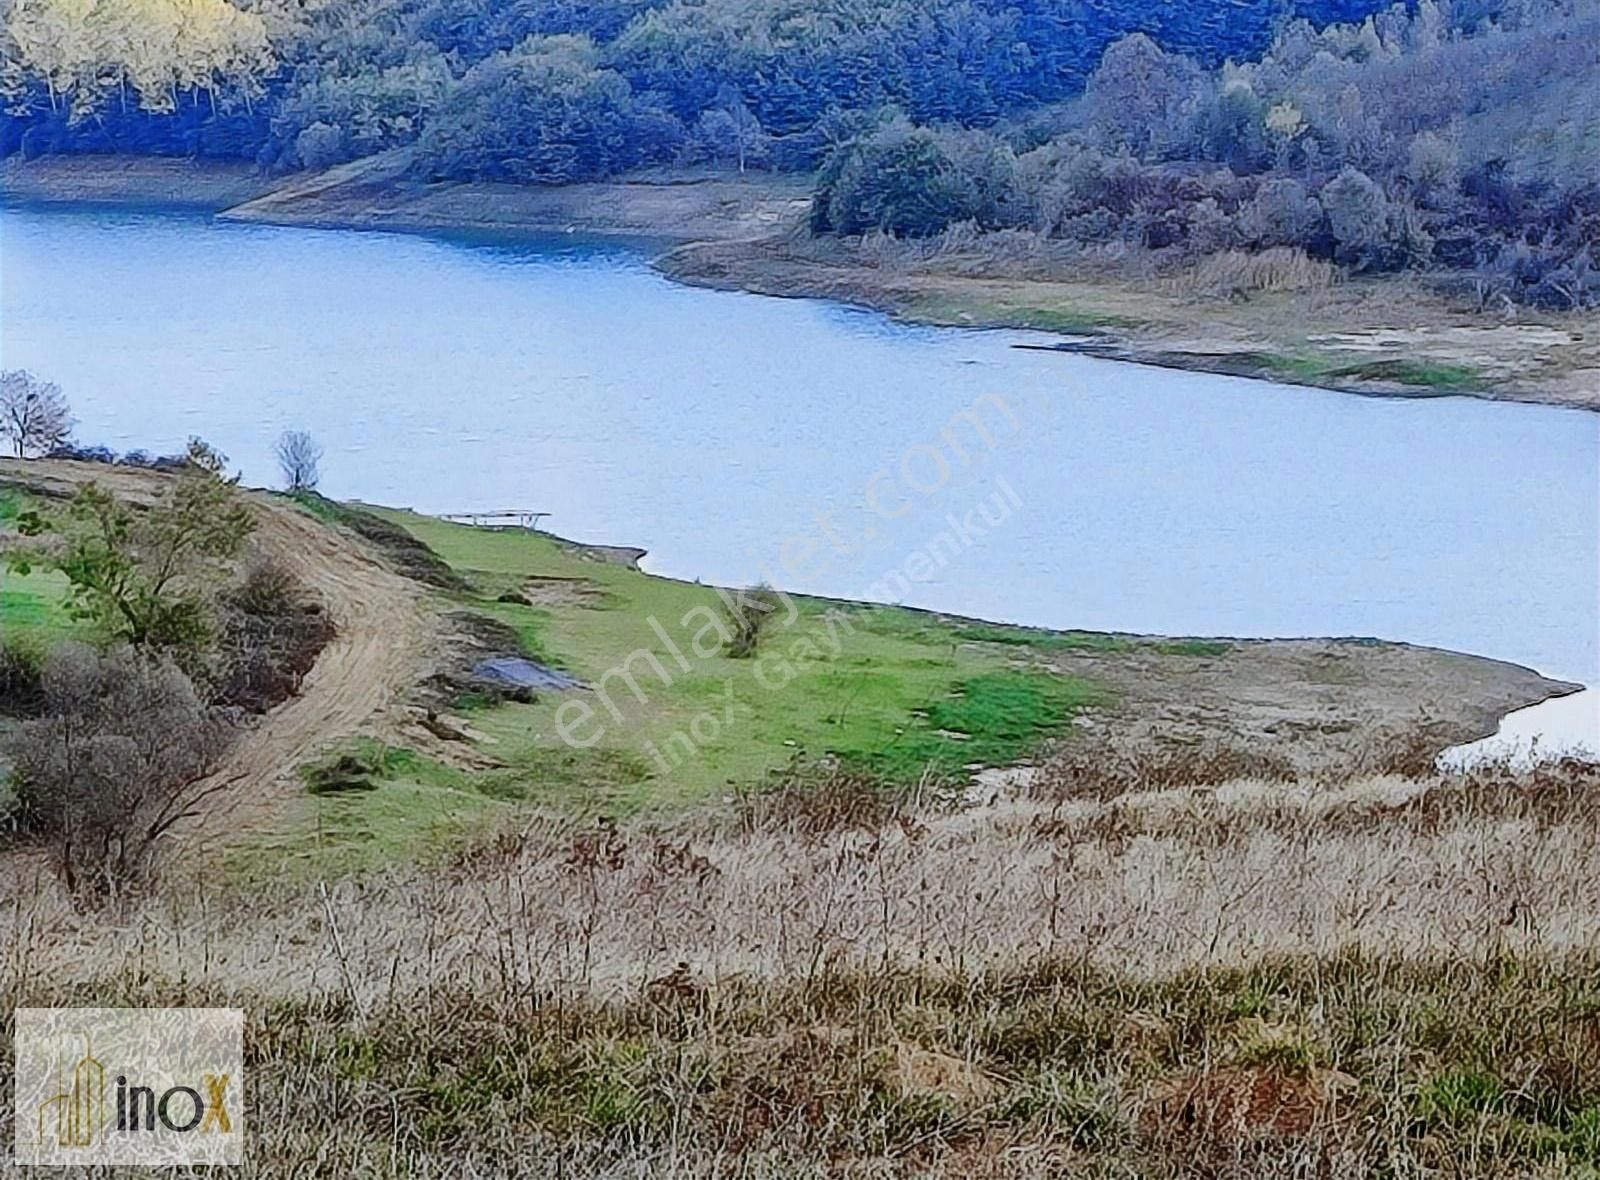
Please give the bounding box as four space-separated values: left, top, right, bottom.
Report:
0 370 74 458
2 643 233 898
275 429 323 492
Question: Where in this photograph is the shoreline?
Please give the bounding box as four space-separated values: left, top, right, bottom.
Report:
2 455 1583 765
655 236 1600 412
5 154 1597 411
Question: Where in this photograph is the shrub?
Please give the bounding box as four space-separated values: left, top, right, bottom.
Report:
0 636 47 716
1320 166 1392 268
3 643 232 897
300 742 398 795
719 584 783 658
294 121 349 170
1241 178 1325 249
44 443 115 464
212 557 336 712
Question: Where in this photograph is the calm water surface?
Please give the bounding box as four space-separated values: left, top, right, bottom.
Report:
2 204 1596 748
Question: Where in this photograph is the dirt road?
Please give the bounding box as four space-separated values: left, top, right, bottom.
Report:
0 459 432 849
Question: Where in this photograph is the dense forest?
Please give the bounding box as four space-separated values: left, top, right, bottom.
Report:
810 0 1600 307
2 0 1596 306
0 0 1440 170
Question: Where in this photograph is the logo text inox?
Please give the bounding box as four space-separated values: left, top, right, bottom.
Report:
116 1072 234 1134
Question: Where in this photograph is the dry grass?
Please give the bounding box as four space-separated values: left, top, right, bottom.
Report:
4 755 1599 1175
9 760 1598 1000
1173 248 1342 298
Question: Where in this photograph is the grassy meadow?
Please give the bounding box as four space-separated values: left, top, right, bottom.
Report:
8 755 1600 1177
3 477 1598 1177
0 490 79 649
241 505 1114 876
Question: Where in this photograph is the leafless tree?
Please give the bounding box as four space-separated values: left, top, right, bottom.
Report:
275 428 323 492
2 643 234 899
0 370 74 458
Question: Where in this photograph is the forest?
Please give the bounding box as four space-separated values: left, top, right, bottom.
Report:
2 0 1596 306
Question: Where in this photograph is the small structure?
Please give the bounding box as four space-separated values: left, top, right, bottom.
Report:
439 510 550 532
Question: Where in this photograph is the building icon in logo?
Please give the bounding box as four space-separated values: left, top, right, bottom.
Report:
36 1036 107 1149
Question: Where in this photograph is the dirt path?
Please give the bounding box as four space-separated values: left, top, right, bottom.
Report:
190 499 430 848
0 459 433 849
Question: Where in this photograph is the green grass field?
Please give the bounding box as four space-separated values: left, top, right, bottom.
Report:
0 489 81 648
253 507 1109 875
0 489 80 649
0 570 79 647
374 509 1105 807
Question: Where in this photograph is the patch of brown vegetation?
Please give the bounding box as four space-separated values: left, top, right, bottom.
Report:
516 575 609 607
888 1043 1001 1107
5 755 1600 1175
1140 1065 1356 1141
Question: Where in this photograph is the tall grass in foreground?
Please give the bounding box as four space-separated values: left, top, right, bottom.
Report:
2 754 1599 1176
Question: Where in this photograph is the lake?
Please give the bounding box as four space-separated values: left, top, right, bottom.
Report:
2 202 1596 751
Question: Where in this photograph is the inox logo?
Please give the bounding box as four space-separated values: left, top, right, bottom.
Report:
17 1007 244 1165
115 1074 233 1135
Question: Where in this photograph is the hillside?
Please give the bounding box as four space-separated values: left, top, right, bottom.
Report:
4 0 1595 322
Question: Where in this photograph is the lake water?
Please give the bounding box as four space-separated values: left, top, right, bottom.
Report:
2 203 1596 752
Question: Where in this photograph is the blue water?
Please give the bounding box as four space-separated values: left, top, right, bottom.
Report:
2 203 1596 739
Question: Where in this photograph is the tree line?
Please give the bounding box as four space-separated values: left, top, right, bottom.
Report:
2 0 1405 172
811 0 1600 308
2 0 1593 306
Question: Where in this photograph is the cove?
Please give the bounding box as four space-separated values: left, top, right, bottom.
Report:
2 201 1595 750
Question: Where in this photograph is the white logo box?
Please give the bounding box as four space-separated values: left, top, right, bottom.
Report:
13 1007 244 1166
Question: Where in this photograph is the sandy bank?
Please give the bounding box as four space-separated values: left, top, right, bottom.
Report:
215 149 813 244
660 235 1600 412
0 155 273 209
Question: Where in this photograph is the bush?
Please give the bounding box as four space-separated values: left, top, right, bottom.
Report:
813 124 1025 239
1242 178 1325 249
719 584 783 658
300 742 395 795
0 637 47 716
3 644 232 897
1320 166 1391 268
45 443 115 465
294 121 349 170
212 558 336 713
